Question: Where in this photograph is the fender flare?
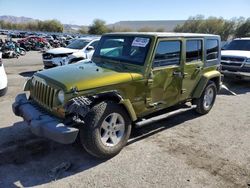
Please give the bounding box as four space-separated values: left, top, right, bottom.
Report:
192 70 221 98
64 91 137 122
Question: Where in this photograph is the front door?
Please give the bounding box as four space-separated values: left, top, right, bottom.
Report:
181 39 204 100
147 39 183 109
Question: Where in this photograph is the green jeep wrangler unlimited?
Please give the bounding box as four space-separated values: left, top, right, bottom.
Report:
13 33 221 158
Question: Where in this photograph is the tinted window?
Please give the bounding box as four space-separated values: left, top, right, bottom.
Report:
206 39 219 60
223 40 250 51
186 40 202 63
154 41 181 67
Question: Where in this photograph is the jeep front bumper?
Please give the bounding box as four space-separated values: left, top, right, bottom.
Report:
12 93 79 144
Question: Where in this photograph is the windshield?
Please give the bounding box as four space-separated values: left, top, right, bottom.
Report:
66 39 89 49
94 36 151 66
223 40 250 51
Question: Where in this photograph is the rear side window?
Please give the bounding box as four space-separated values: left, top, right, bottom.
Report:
186 40 202 63
206 39 219 60
154 41 181 67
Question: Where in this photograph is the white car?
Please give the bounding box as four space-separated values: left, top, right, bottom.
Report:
0 52 8 96
221 38 250 80
42 37 100 69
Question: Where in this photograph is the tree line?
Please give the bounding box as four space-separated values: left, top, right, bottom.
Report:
174 15 250 40
1 16 250 40
0 19 64 32
81 16 250 40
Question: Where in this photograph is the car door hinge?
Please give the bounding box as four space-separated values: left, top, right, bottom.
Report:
145 98 152 104
181 89 187 94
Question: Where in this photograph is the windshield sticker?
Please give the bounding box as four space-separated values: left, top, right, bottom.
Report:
132 37 150 47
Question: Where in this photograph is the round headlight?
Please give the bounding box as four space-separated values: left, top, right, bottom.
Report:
58 90 65 103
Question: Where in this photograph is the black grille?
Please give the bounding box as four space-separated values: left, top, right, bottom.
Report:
221 56 246 67
31 80 57 109
221 56 245 62
43 53 53 60
43 53 70 59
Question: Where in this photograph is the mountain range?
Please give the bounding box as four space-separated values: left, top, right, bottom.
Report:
0 15 185 32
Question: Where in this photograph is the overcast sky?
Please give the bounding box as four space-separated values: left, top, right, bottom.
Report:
0 0 249 25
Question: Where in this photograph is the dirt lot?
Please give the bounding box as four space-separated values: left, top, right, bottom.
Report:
0 49 250 188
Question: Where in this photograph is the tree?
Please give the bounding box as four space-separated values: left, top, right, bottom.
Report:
88 19 108 35
235 18 250 38
174 15 236 40
174 15 205 33
39 20 63 32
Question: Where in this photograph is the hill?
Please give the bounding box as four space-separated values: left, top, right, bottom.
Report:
109 20 186 31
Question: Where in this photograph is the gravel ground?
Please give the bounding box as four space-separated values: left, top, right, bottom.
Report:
0 48 250 188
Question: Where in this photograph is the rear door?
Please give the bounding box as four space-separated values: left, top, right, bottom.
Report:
181 38 204 100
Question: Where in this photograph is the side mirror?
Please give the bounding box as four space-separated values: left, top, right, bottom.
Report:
86 46 94 51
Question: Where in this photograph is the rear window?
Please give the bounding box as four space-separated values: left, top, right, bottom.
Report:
186 40 202 63
206 39 219 60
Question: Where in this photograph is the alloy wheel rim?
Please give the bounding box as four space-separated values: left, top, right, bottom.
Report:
203 87 214 109
100 113 125 147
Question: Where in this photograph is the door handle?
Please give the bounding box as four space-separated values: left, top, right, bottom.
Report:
173 71 182 77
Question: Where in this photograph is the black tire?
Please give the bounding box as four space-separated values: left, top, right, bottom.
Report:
194 81 217 115
79 101 131 158
0 87 7 97
19 48 26 56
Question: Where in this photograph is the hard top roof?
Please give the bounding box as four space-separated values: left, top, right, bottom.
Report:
104 32 219 38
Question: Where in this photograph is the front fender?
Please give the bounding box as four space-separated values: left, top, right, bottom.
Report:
192 70 221 98
119 99 137 122
65 91 138 122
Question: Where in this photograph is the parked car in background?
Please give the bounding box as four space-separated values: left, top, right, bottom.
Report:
221 38 250 80
42 37 100 69
0 52 8 96
13 32 221 158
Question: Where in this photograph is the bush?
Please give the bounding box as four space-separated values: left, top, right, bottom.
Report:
0 19 64 32
88 19 109 35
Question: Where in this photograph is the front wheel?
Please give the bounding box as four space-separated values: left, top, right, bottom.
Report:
19 48 26 56
194 81 217 115
79 101 131 158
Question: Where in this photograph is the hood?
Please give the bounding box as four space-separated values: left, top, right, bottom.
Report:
221 50 250 58
36 61 140 92
46 47 78 55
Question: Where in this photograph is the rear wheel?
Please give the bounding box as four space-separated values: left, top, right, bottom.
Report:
194 81 217 114
79 101 131 158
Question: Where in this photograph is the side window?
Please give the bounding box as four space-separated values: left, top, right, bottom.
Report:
206 39 219 60
186 40 202 63
153 41 181 67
